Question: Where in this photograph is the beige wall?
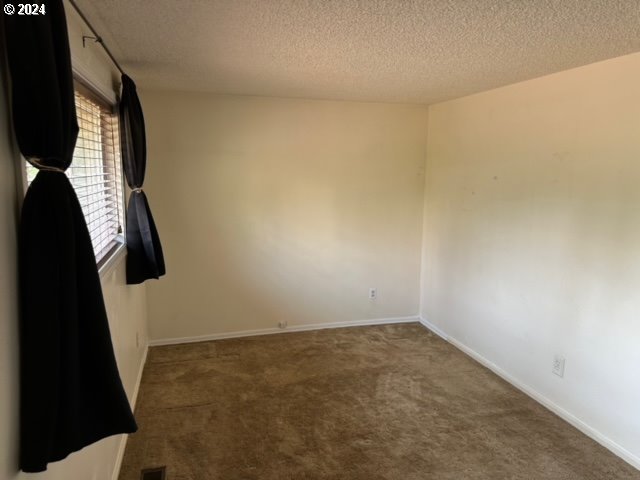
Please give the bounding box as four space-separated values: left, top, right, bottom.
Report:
0 3 149 479
142 91 428 341
421 52 640 466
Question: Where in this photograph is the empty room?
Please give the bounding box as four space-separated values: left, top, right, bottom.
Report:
1 0 640 479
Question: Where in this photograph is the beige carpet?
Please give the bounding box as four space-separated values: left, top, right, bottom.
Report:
119 323 639 479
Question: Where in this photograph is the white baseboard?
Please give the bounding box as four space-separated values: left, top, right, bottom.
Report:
149 315 420 347
417 316 640 471
111 344 149 480
417 316 449 340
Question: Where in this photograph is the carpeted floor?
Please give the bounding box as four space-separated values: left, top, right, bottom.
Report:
119 323 640 480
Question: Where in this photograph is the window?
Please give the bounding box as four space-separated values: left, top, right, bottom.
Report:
26 83 125 266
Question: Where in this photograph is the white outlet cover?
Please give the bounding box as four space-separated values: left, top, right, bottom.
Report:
369 288 377 300
552 355 565 377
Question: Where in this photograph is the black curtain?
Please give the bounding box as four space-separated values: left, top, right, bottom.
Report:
119 74 166 284
3 0 137 473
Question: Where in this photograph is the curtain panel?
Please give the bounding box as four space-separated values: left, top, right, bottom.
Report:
3 0 137 472
119 74 166 284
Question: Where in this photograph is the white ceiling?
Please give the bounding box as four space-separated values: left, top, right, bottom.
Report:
74 0 640 104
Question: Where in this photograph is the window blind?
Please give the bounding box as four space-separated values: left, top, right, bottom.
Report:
26 89 125 265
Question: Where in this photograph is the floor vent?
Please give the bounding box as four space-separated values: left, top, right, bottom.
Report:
140 467 166 480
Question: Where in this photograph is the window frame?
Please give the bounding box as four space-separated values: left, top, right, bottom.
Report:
19 75 128 277
73 78 127 273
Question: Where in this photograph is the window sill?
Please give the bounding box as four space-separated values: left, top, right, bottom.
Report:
98 243 127 279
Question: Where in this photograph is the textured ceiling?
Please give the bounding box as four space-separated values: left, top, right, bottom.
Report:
73 0 640 104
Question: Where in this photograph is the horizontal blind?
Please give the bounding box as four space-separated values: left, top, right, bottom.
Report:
26 90 125 265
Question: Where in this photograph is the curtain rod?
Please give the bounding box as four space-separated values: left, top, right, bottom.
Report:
67 0 125 76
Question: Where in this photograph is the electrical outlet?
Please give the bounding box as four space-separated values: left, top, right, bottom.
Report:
278 321 288 329
552 355 565 377
369 288 377 300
